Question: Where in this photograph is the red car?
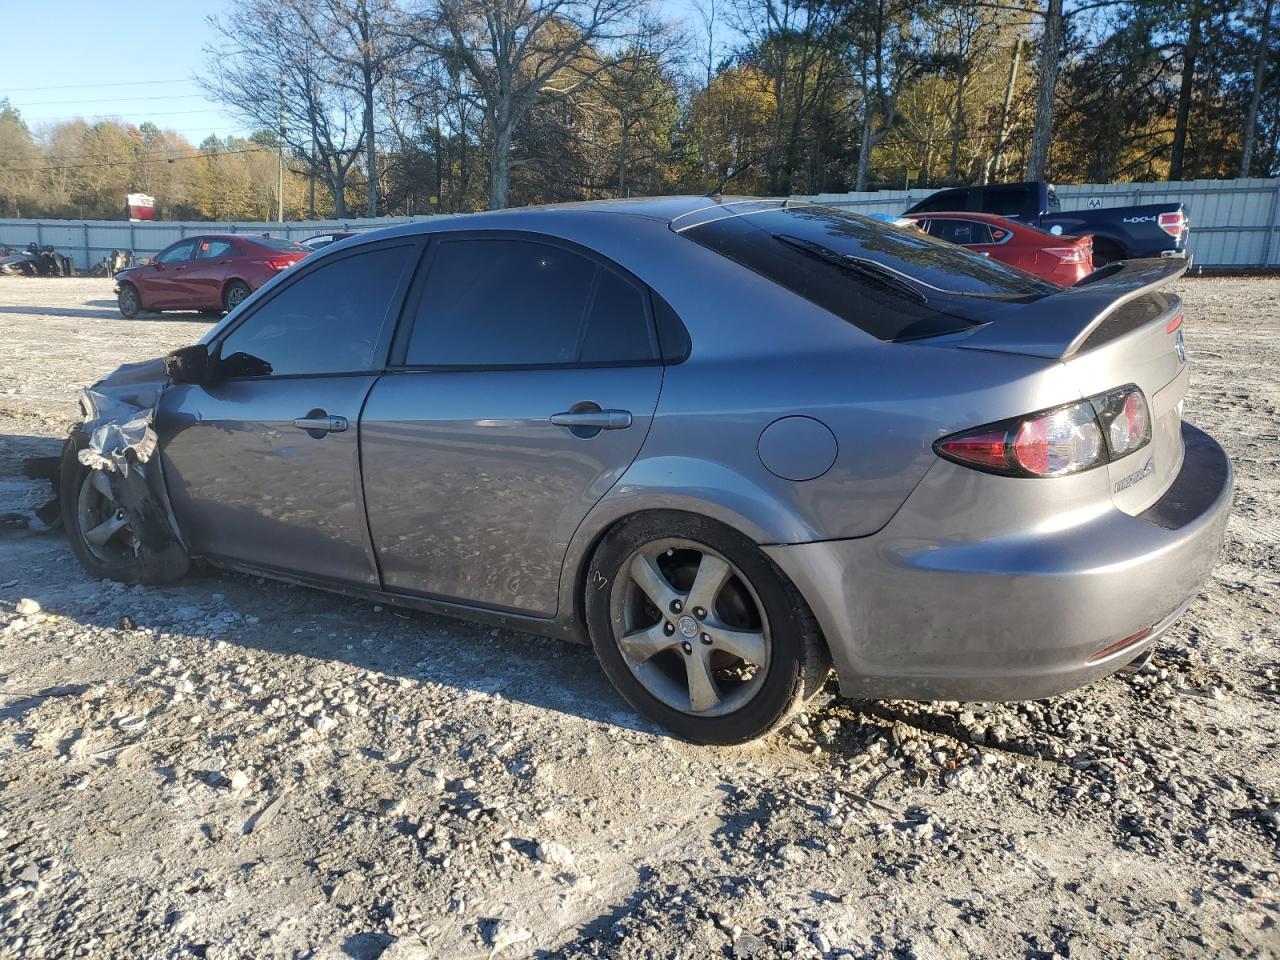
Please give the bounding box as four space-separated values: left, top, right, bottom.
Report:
905 211 1095 286
114 235 309 318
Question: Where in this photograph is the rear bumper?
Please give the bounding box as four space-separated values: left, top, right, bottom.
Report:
765 422 1232 701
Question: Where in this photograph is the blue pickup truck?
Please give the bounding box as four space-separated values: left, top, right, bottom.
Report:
903 181 1190 266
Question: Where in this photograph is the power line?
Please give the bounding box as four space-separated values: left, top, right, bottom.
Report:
0 78 197 93
13 94 210 108
20 108 240 123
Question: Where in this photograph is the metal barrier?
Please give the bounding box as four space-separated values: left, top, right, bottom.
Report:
2 178 1278 271
0 215 436 275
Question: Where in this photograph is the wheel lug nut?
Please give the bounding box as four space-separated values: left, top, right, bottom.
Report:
664 622 675 636
670 599 683 613
693 606 707 619
681 641 692 655
701 634 712 645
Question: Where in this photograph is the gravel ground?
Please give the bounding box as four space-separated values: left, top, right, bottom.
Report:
0 276 1277 960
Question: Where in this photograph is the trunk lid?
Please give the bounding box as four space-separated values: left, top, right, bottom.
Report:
957 258 1190 513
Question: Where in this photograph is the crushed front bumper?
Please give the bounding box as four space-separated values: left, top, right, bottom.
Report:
765 422 1232 701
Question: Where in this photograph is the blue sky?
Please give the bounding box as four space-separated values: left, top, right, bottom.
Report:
0 0 713 146
0 0 240 144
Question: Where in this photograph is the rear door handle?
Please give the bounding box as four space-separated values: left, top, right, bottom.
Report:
292 414 348 434
550 409 632 430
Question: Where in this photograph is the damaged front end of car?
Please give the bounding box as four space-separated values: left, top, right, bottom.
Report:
51 354 192 583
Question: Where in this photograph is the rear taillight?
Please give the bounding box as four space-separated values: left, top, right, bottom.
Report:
266 257 297 271
1044 245 1090 264
1091 386 1151 458
936 385 1151 478
1158 211 1187 240
1165 311 1183 333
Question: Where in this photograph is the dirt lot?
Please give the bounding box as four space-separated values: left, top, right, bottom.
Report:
0 276 1277 960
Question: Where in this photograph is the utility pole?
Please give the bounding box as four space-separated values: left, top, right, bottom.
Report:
277 73 286 223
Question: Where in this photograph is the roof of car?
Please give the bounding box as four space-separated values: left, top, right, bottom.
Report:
430 195 798 225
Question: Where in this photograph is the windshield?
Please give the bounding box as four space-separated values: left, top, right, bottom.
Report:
678 204 1057 342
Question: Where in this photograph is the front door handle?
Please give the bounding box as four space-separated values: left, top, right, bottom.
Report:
292 413 348 435
550 409 632 430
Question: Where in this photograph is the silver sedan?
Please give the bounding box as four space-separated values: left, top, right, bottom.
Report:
61 197 1232 744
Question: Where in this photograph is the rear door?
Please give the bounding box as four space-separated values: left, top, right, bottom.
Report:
156 239 420 585
361 232 663 616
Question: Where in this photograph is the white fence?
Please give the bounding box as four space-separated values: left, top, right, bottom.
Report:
0 215 436 273
2 177 1278 271
793 177 1280 269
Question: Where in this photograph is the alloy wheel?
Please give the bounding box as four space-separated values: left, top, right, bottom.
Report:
609 539 771 717
226 285 248 308
76 470 137 563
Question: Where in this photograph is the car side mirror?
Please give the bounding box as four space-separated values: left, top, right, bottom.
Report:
165 344 210 385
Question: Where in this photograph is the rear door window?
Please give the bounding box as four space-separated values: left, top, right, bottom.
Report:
403 237 657 367
677 204 1055 342
196 239 233 259
926 219 995 245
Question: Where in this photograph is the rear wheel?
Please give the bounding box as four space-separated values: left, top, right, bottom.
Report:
223 280 252 311
117 283 141 319
585 512 829 744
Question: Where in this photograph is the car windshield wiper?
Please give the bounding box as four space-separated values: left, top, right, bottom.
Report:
773 234 928 303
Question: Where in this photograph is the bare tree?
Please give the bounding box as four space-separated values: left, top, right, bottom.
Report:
1241 0 1275 177
596 18 683 196
429 0 648 208
733 0 845 195
845 0 923 191
284 0 409 216
204 0 368 217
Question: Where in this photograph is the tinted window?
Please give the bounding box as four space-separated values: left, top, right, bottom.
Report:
580 268 654 363
679 204 1056 342
983 187 1025 217
217 245 413 378
927 219 995 245
406 238 656 367
196 239 233 259
157 241 195 264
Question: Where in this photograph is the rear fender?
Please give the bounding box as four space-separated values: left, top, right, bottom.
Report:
556 456 821 629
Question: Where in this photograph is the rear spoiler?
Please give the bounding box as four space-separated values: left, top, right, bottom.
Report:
957 257 1189 360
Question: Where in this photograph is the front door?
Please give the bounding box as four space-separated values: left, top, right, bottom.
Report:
145 239 197 308
361 234 664 616
156 239 420 585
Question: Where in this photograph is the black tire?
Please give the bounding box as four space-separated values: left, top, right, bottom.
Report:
223 280 252 312
59 433 190 585
585 511 830 744
117 282 141 319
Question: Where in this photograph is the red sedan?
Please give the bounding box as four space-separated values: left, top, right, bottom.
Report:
114 234 309 318
905 212 1095 286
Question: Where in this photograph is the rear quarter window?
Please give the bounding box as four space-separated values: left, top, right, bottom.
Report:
677 205 1054 342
